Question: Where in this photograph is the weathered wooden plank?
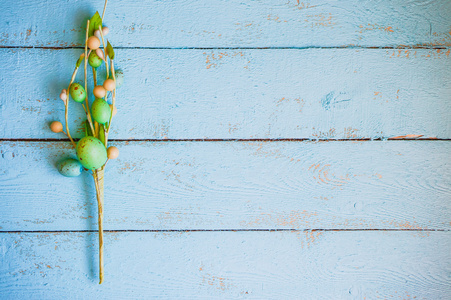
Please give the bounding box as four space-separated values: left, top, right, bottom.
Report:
1 231 450 299
1 0 451 48
1 141 450 231
2 48 451 139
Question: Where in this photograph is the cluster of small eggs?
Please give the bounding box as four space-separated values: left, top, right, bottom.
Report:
51 26 123 177
87 27 108 68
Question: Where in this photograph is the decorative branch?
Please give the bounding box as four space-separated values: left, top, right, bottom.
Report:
49 0 123 284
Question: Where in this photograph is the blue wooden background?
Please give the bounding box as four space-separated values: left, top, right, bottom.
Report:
1 0 451 298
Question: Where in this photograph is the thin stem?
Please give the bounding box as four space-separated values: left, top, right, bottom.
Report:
92 67 97 86
98 25 109 79
61 129 74 144
92 67 100 138
82 106 88 115
69 60 81 83
64 64 81 149
93 169 105 284
102 0 108 21
105 60 116 143
84 20 95 134
92 165 104 286
80 55 95 124
64 102 76 147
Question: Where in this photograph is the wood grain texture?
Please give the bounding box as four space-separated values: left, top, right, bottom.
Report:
2 0 450 296
1 141 450 231
1 231 450 299
2 48 451 140
1 0 451 48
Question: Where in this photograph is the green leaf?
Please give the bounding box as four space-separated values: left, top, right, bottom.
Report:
76 54 84 68
106 41 115 60
85 120 93 137
99 124 106 145
88 12 102 37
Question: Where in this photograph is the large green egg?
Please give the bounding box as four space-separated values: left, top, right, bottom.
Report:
57 158 84 177
115 69 124 88
76 136 107 170
91 98 111 124
88 51 103 68
69 83 86 103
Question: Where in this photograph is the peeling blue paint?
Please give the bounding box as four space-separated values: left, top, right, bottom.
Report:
321 91 351 111
322 92 335 110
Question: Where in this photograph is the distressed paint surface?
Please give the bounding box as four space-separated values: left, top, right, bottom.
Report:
1 0 451 297
1 48 451 139
1 0 451 48
1 231 450 299
1 141 450 231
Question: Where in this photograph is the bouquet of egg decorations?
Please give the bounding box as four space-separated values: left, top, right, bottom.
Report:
49 6 124 284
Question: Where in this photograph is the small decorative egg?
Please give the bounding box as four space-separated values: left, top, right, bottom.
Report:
102 26 109 36
57 158 84 177
115 70 124 88
59 92 67 101
50 121 63 133
76 136 107 170
93 85 106 98
94 29 101 39
88 50 103 68
69 83 86 103
91 98 111 124
107 146 119 159
96 48 105 60
87 36 101 50
109 104 117 116
103 78 115 91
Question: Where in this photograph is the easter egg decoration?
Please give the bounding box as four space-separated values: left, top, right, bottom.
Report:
96 48 105 60
76 136 108 170
92 98 111 124
94 29 102 39
102 26 109 36
50 121 63 133
57 158 84 177
59 90 67 102
69 83 86 103
107 146 119 159
103 78 115 91
93 85 106 98
49 2 122 284
87 36 101 50
89 50 103 68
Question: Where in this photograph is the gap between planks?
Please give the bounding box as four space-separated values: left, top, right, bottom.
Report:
0 138 449 142
0 46 449 50
1 229 448 233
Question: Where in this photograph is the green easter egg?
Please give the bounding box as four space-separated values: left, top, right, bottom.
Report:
91 98 111 124
115 69 124 88
89 51 103 68
69 83 86 103
76 136 107 170
57 158 84 177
